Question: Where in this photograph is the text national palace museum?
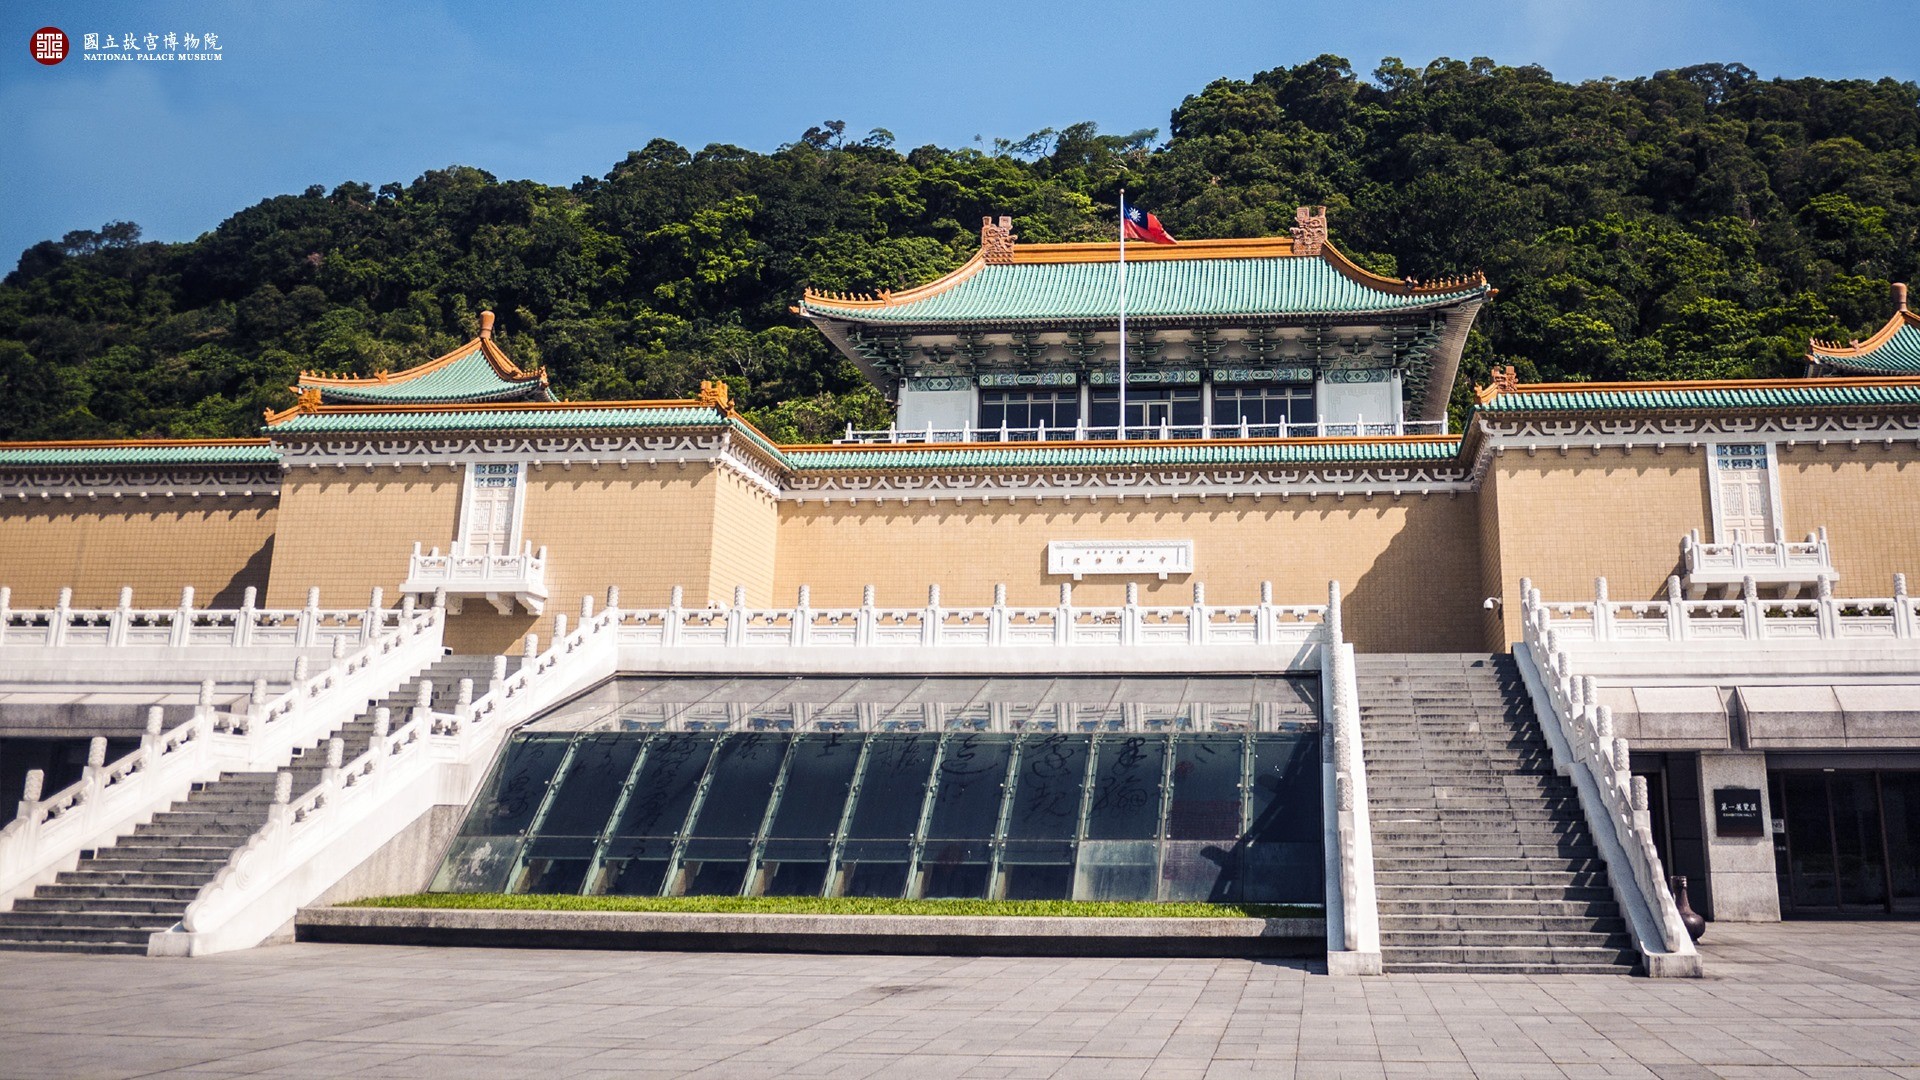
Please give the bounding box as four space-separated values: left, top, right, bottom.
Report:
0 208 1917 974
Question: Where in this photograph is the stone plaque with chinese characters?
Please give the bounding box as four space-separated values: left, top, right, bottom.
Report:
1047 541 1194 581
1714 787 1765 838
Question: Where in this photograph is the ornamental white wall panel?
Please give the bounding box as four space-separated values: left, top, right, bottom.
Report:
1046 540 1194 580
896 386 974 433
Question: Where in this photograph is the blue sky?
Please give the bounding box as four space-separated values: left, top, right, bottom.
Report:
3 0 1914 266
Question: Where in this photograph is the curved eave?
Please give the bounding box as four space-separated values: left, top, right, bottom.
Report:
296 338 554 403
1807 312 1920 375
800 291 1490 331
797 238 1490 326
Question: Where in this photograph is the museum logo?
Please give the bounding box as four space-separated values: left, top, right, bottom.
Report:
29 26 67 65
32 27 226 63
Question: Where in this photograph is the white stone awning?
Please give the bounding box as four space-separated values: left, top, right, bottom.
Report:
400 542 548 615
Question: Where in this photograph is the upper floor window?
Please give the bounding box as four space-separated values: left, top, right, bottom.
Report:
461 462 523 557
979 389 1079 432
1089 387 1204 431
1214 384 1314 428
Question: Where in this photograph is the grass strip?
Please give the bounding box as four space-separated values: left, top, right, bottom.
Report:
344 894 1323 919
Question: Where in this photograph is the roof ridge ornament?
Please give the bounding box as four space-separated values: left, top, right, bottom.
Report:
1290 206 1328 257
1474 364 1520 405
479 310 495 340
698 379 734 415
980 215 1016 265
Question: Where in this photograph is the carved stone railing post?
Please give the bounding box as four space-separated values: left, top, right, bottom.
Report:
727 586 746 648
0 586 11 646
108 587 133 648
1815 575 1838 639
1593 577 1612 641
1190 582 1207 647
411 680 434 729
553 613 568 646
924 584 942 647
1258 581 1274 645
1741 575 1764 640
1895 574 1914 640
1665 575 1686 641
1056 582 1073 647
580 594 594 623
296 587 319 648
522 634 539 671
664 586 683 648
18 769 43 822
791 585 810 647
1122 582 1140 646
858 585 876 648
237 586 259 647
52 587 72 648
989 584 1007 646
142 706 165 756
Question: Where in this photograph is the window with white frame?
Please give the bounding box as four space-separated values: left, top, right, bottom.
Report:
978 389 1080 431
460 462 524 557
1709 443 1782 543
1213 383 1315 428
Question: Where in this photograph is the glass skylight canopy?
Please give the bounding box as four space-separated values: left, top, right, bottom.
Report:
433 676 1323 904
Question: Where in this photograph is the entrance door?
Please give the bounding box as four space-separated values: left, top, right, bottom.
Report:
1771 769 1905 915
463 463 519 556
1713 444 1775 543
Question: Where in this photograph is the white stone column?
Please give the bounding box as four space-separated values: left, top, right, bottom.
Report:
1696 750 1781 922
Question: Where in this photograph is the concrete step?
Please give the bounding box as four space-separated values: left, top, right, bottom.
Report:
0 923 165 945
28 883 205 902
1382 930 1633 950
1377 898 1620 918
1379 914 1628 934
85 845 236 863
1375 869 1610 888
9 896 189 917
1380 945 1637 970
1373 856 1604 873
0 939 150 955
55 868 218 888
0 909 185 929
1374 884 1616 902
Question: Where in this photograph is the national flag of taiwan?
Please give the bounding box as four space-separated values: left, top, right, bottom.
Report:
1123 204 1178 245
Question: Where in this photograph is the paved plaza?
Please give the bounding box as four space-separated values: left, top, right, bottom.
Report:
1 922 1918 1079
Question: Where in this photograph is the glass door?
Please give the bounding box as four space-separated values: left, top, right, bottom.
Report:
1770 770 1898 915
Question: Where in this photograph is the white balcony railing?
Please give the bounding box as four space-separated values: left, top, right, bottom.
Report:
616 582 1328 653
400 541 548 615
838 418 1447 445
0 585 402 650
1681 528 1837 596
1527 573 1917 648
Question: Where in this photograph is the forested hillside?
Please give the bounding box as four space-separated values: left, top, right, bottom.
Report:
2 56 1916 442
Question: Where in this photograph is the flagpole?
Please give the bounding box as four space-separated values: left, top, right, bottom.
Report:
1118 188 1128 441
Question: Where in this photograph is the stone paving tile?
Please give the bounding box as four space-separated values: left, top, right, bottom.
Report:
0 922 1918 1078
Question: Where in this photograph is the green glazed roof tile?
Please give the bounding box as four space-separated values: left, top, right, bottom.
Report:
269 406 727 434
784 439 1461 471
0 444 281 467
1479 383 1920 412
1809 322 1920 375
801 257 1486 324
300 346 555 404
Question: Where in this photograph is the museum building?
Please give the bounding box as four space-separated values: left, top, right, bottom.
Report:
0 211 1916 973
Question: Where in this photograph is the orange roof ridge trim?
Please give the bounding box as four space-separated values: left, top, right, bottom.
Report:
296 335 546 388
263 394 731 426
1474 366 1920 404
1809 308 1920 358
800 251 988 310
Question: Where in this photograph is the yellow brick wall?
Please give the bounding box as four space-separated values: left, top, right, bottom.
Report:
0 498 277 608
708 470 778 606
265 467 462 610
772 494 1484 653
1477 462 1507 650
1481 448 1713 644
1775 442 1920 595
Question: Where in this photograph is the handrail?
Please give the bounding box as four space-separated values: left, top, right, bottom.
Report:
0 585 405 649
1534 573 1915 646
1322 580 1381 974
172 600 621 952
838 418 1447 444
0 601 444 905
616 582 1328 650
1518 577 1701 976
1682 527 1833 575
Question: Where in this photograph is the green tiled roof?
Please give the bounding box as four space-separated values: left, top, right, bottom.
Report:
301 346 554 404
0 444 281 467
784 439 1462 471
1809 320 1920 374
801 257 1486 324
1478 383 1920 412
269 406 727 434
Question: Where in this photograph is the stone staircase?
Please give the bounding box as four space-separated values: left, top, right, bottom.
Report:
1359 654 1637 975
0 655 493 955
